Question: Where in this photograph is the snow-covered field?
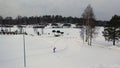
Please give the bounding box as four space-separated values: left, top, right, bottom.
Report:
0 27 120 68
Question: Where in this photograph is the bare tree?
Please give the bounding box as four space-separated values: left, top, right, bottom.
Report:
82 4 96 46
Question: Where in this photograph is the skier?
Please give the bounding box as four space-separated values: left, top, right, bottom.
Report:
53 47 56 53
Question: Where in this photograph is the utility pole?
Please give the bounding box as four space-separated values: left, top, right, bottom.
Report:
23 28 26 67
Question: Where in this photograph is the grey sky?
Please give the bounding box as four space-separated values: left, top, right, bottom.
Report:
0 0 120 20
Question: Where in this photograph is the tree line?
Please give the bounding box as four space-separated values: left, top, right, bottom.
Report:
0 15 106 26
0 15 84 25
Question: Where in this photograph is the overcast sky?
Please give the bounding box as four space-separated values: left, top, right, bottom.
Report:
0 0 120 20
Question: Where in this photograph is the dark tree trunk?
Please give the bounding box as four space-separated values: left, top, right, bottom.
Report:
113 39 115 46
113 28 115 46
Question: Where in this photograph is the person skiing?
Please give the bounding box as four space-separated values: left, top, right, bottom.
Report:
53 47 56 53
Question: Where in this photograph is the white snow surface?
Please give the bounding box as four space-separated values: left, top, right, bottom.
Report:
0 27 120 68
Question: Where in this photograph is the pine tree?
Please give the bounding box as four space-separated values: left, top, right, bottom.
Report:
103 15 120 46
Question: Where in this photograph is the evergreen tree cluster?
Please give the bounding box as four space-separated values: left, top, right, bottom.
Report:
103 15 120 46
0 15 84 26
0 15 106 26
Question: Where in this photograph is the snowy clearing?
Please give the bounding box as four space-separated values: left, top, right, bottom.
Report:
0 27 120 68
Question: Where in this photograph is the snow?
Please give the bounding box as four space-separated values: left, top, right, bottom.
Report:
0 27 120 68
